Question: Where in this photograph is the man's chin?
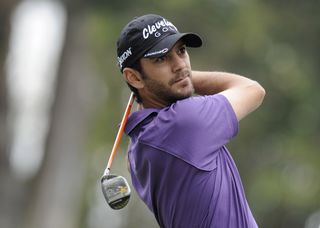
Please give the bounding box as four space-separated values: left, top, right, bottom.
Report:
176 89 194 101
178 84 194 98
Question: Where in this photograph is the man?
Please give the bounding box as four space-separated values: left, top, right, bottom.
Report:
116 14 265 228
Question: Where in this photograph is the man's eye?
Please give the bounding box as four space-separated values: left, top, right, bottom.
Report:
154 56 166 63
179 46 187 54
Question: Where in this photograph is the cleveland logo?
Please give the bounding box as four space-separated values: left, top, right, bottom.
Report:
142 18 177 39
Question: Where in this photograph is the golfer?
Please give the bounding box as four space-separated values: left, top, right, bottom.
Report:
117 14 265 228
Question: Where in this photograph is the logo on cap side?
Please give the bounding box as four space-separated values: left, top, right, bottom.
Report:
144 48 169 58
142 18 177 39
118 47 132 68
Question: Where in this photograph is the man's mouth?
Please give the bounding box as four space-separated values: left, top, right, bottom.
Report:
171 71 190 85
175 77 187 83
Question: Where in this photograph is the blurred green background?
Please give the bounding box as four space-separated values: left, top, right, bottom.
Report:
1 0 319 227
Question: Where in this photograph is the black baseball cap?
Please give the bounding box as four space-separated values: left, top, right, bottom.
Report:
116 14 202 72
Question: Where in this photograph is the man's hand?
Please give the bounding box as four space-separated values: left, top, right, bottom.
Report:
192 71 266 121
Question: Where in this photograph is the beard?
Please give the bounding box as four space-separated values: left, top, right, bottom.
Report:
141 69 194 105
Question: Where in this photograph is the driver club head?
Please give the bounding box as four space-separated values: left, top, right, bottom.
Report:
101 174 131 210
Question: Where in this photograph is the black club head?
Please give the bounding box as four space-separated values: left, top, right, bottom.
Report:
101 174 131 210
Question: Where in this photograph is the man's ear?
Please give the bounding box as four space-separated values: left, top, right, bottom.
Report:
123 67 144 89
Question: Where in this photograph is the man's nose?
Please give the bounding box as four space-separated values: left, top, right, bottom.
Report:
171 54 186 72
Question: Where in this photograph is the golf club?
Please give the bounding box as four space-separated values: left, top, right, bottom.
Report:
101 93 135 210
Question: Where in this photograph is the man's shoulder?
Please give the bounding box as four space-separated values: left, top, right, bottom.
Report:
159 94 228 123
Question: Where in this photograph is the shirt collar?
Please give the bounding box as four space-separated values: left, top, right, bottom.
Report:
124 108 160 135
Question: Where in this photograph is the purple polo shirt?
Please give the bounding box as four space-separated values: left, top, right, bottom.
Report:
125 94 258 228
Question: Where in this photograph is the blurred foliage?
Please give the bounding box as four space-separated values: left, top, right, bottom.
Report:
82 0 320 227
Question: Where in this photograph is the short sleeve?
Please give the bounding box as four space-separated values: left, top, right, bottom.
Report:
139 94 239 171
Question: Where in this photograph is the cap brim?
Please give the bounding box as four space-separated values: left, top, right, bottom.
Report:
143 33 202 58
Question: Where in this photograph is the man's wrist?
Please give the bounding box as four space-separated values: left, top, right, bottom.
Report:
192 71 219 95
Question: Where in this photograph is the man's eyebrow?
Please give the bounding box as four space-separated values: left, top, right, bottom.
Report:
176 40 186 45
175 42 187 49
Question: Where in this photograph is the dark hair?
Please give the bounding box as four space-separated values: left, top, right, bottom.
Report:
126 60 143 103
